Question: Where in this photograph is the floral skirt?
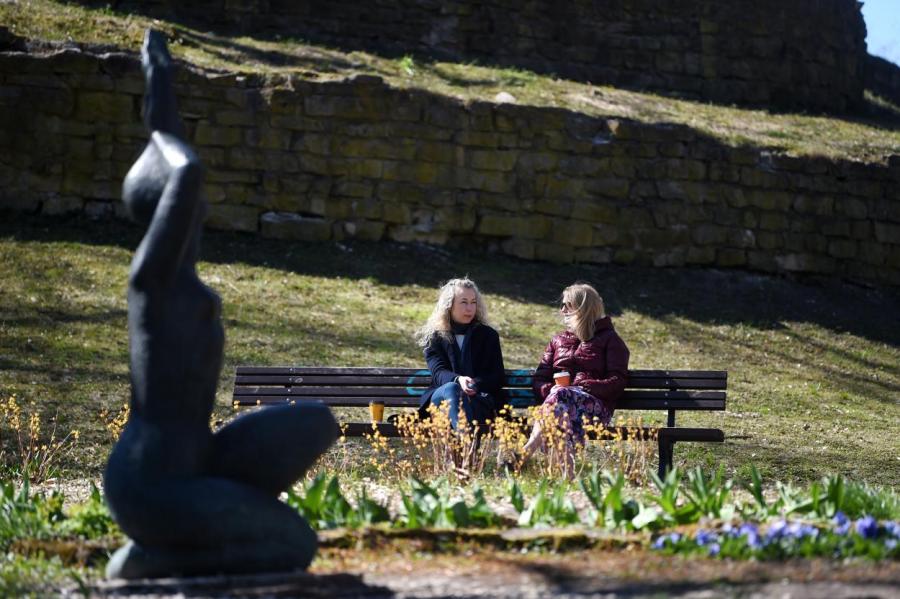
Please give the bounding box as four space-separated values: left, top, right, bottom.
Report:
540 385 613 449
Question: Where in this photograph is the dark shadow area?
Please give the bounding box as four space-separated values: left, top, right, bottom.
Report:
4 215 899 351
0 357 126 383
6 308 128 326
173 27 357 75
841 93 900 133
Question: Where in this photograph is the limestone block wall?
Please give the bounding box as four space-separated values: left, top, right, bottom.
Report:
1 48 898 285
88 0 866 113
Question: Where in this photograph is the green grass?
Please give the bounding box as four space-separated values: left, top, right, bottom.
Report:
1 215 898 488
2 0 900 162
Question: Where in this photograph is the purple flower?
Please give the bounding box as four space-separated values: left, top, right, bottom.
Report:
746 533 763 550
833 511 851 535
884 521 900 539
708 542 721 557
695 529 718 546
855 516 878 539
738 523 761 548
886 539 897 551
766 519 788 540
785 521 818 540
652 532 682 550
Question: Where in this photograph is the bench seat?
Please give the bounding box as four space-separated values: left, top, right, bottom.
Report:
232 367 726 477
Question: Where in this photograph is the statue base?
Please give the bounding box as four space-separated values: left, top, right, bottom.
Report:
94 570 388 597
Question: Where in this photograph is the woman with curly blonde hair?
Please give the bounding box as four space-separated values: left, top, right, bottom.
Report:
415 277 506 429
523 283 629 474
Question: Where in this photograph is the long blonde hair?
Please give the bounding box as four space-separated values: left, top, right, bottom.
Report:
415 277 490 346
561 283 606 342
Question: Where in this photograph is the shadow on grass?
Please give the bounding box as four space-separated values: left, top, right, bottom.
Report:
3 214 899 352
0 357 126 383
173 27 361 75
5 308 128 326
667 318 900 407
219 316 423 368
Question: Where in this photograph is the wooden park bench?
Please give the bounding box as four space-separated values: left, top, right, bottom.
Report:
231 367 726 477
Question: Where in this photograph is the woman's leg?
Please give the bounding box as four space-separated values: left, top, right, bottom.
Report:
430 381 466 429
523 421 544 457
523 394 561 459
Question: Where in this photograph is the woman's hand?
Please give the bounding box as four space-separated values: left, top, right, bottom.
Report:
458 376 477 396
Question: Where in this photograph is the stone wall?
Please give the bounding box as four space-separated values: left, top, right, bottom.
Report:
1 48 898 285
86 0 867 113
866 55 900 107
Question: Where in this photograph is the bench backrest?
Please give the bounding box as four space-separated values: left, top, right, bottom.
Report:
233 368 727 416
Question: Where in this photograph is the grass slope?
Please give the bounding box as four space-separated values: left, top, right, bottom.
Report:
2 0 900 162
1 216 898 487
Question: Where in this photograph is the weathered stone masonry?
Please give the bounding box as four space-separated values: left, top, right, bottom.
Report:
1 48 898 285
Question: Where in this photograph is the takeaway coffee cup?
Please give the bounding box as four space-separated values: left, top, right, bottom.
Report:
369 401 385 422
553 371 571 387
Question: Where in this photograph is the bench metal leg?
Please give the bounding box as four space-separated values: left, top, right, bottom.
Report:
658 437 675 478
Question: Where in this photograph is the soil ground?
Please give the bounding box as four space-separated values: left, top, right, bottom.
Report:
317 547 900 598
92 546 900 598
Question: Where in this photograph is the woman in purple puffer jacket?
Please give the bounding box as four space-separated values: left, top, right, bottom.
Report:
522 283 630 474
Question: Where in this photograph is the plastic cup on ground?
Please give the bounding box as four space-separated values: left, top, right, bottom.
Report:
369 401 385 422
553 371 571 387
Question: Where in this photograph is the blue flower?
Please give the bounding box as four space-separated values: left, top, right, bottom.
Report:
766 519 788 540
695 529 718 546
708 542 721 557
738 523 761 549
884 521 900 539
784 521 818 540
833 511 851 535
652 532 682 550
886 539 897 551
856 515 878 539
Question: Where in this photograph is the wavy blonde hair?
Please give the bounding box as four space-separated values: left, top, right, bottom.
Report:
415 277 490 347
561 283 606 342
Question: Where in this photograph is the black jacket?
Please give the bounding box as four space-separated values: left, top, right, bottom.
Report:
419 323 507 416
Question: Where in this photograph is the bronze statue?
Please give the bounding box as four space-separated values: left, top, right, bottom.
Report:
104 29 338 579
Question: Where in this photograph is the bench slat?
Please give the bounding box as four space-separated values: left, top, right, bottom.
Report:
232 395 726 410
236 366 429 376
234 374 726 390
658 427 725 443
233 386 725 401
235 375 434 386
236 366 726 380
